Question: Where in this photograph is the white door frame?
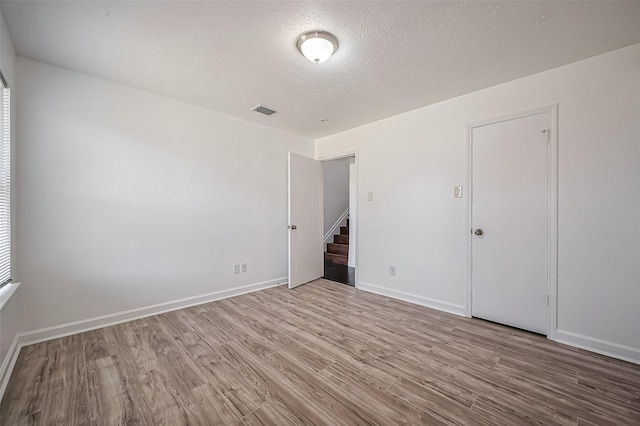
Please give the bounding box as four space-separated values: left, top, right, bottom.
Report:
318 149 359 288
466 105 558 339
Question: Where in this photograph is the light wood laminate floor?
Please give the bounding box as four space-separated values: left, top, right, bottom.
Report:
2 279 639 425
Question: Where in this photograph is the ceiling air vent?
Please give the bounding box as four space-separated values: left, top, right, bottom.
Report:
251 104 280 116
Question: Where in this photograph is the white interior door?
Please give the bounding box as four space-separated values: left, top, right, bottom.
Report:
288 152 323 289
471 111 549 334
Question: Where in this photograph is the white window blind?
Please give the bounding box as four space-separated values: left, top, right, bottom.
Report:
0 75 10 289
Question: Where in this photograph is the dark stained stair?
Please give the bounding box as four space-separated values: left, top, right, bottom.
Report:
324 220 349 265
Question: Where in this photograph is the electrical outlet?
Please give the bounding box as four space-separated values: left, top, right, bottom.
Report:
389 265 396 276
233 263 240 274
241 263 247 273
367 191 374 202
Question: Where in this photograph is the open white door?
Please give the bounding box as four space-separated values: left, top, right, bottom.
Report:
288 152 323 289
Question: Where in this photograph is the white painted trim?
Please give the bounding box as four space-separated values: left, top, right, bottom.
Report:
358 282 466 317
466 104 559 340
0 277 287 402
318 149 359 287
0 281 20 311
0 335 21 402
317 149 358 162
347 159 357 268
547 104 559 340
16 277 287 347
287 152 293 288
466 123 473 318
323 208 349 244
555 330 640 365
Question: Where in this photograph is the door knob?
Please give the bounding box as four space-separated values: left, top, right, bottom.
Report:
289 225 297 230
474 229 483 236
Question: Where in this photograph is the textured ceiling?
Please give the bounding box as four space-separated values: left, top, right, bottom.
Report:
2 1 640 139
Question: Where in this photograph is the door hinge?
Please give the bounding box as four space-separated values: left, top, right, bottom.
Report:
546 294 549 306
541 129 550 143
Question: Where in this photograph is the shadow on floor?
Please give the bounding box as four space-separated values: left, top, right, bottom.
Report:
322 260 355 286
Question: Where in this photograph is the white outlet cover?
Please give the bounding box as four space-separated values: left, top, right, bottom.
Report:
389 265 396 275
241 263 247 273
368 192 374 202
233 264 240 274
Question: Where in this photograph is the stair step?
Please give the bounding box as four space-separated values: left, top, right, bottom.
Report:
340 226 349 235
327 243 348 255
333 234 349 245
324 252 348 265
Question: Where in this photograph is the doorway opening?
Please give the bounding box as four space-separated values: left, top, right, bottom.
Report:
321 156 356 286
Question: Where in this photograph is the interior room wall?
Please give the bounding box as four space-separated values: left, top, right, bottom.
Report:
315 43 640 363
15 58 314 335
0 9 19 392
322 157 350 236
348 159 357 268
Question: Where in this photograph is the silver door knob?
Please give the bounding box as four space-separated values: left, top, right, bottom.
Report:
289 225 297 230
474 229 483 236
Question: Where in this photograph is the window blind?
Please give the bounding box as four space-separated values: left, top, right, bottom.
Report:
0 76 10 289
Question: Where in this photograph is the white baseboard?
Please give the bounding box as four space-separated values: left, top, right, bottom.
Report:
356 283 639 365
4 277 637 405
18 277 287 347
357 282 466 317
0 335 21 403
555 329 640 365
0 277 287 402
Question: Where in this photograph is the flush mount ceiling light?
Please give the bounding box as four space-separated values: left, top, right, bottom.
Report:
296 31 338 64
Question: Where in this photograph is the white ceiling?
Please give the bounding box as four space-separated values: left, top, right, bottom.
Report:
2 1 640 139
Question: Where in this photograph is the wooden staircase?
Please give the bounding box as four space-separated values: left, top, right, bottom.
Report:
324 219 349 265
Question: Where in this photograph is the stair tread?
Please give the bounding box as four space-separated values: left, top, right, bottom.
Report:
327 242 348 255
327 220 350 262
334 235 349 244
324 252 348 265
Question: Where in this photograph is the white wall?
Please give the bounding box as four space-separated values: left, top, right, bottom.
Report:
322 157 350 235
7 35 640 371
348 160 357 268
0 8 19 392
16 58 313 333
316 43 640 363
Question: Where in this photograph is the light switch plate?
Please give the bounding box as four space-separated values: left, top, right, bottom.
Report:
454 186 463 198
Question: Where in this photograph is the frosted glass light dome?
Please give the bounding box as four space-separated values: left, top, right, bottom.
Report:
296 31 338 64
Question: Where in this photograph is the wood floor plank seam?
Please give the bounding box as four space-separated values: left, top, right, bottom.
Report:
470 394 479 410
2 278 639 425
236 397 268 425
382 377 400 393
79 334 93 426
